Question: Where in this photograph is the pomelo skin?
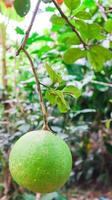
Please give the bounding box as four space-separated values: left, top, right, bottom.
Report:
9 130 72 193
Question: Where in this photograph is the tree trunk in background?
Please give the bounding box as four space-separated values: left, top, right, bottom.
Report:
0 23 10 131
1 23 7 91
36 193 41 200
0 23 12 200
1 150 12 200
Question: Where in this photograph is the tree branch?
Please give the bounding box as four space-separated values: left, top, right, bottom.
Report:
96 1 107 21
51 0 88 49
105 8 112 14
16 0 50 130
16 0 41 56
22 48 50 131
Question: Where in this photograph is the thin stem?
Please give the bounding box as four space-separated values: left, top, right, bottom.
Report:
22 48 50 131
51 0 88 49
16 0 50 130
16 0 41 56
91 80 112 88
96 1 107 21
106 8 112 14
39 81 49 88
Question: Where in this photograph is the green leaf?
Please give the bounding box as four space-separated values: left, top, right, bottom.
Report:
65 64 84 81
76 21 103 41
58 32 80 45
63 85 81 98
105 119 111 129
64 0 81 10
87 45 112 71
82 0 96 8
46 64 63 84
45 89 57 105
75 11 91 20
63 48 86 64
56 90 69 113
15 27 24 35
45 89 69 113
104 19 112 33
27 33 54 45
14 0 31 17
50 14 66 26
31 45 51 58
45 6 55 12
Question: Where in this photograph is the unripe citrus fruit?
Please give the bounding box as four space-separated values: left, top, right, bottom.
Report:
9 130 72 193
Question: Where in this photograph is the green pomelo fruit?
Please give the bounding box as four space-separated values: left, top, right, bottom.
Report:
9 130 72 193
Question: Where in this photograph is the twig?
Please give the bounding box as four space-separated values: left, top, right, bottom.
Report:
16 0 50 130
22 48 50 131
16 0 41 56
0 121 9 125
96 1 107 21
39 81 49 88
91 80 112 88
105 8 112 14
51 0 88 49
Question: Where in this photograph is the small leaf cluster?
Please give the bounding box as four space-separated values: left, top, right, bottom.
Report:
45 64 81 112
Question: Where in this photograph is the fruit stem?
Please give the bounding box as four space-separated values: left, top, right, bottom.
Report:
22 48 50 131
16 0 50 130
